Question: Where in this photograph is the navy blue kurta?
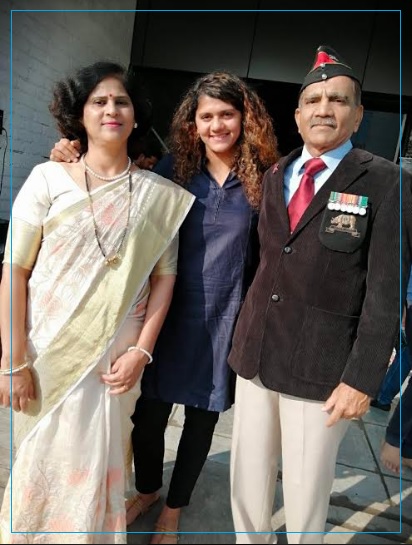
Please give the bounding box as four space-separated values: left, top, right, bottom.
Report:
141 155 258 412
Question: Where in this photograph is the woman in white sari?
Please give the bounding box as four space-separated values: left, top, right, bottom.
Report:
0 61 194 544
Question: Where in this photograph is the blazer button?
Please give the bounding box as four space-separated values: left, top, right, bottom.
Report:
284 246 292 254
271 294 280 302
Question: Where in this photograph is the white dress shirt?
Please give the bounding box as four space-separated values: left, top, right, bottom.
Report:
284 140 353 206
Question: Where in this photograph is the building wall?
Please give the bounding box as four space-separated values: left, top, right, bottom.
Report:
132 5 408 97
0 0 137 218
129 5 407 163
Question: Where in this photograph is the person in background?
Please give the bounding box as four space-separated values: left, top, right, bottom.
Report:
49 70 279 544
0 61 194 543
371 332 410 412
376 172 412 474
135 131 164 170
380 359 412 474
379 260 412 473
227 45 404 544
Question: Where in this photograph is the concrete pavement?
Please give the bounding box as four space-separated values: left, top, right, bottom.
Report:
1 398 411 543
125 402 412 544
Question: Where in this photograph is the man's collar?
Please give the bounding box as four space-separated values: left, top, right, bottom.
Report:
298 140 353 171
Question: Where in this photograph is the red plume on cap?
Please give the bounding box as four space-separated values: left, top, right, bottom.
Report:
312 50 339 69
300 45 360 93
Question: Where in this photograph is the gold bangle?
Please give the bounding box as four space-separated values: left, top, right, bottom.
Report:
0 360 31 376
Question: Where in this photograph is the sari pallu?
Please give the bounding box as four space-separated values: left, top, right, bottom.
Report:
0 164 194 543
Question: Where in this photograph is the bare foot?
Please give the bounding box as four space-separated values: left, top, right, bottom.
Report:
403 457 412 469
381 442 401 474
150 505 181 544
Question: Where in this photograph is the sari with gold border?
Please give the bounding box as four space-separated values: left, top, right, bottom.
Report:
0 162 194 543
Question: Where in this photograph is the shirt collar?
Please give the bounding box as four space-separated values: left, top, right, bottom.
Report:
297 140 353 173
201 158 237 183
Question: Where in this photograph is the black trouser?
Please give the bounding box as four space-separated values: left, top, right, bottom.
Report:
131 396 219 508
385 303 412 458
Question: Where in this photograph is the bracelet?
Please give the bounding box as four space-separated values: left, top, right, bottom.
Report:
0 360 31 376
127 345 153 364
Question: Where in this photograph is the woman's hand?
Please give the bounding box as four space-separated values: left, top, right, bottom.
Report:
101 350 149 395
50 138 81 163
0 368 36 412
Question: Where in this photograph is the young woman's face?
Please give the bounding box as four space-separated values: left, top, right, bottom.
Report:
82 77 135 145
194 95 242 157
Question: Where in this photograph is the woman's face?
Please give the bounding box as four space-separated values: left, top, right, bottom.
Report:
194 95 242 158
82 76 135 146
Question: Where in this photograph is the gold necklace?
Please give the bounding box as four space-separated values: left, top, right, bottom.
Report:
84 171 132 266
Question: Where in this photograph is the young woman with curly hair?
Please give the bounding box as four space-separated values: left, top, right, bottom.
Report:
49 70 279 544
130 71 278 543
168 71 277 209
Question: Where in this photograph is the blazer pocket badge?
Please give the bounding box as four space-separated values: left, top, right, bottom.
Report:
319 192 369 253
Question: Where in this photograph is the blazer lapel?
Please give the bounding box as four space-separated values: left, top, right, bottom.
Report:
289 148 374 239
270 149 302 237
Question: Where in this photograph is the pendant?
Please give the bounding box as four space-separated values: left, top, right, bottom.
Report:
105 254 121 266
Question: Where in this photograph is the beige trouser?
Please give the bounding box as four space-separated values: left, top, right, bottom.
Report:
231 375 350 544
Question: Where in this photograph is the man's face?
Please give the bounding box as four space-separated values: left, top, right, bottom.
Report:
136 154 159 170
295 76 364 156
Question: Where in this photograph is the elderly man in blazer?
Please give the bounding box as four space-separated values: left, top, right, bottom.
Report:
228 45 407 544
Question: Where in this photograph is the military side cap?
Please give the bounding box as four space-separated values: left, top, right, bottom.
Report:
300 45 361 93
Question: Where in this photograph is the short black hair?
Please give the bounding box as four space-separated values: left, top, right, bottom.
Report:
49 61 152 158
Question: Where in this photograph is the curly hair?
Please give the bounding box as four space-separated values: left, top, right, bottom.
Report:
49 61 152 159
168 71 279 209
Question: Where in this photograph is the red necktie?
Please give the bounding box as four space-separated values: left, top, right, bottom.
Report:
288 157 326 232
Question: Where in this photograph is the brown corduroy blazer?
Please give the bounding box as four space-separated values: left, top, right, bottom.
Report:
228 147 405 401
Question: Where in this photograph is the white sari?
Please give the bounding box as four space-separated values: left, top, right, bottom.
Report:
0 162 194 543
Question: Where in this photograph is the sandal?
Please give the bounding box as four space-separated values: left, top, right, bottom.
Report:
125 493 160 526
150 522 179 544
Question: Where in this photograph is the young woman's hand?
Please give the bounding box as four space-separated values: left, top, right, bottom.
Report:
101 350 149 395
50 138 81 163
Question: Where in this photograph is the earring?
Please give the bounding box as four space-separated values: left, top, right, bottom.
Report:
134 122 138 129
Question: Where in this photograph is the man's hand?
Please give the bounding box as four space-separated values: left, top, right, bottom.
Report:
322 382 371 427
50 138 81 163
